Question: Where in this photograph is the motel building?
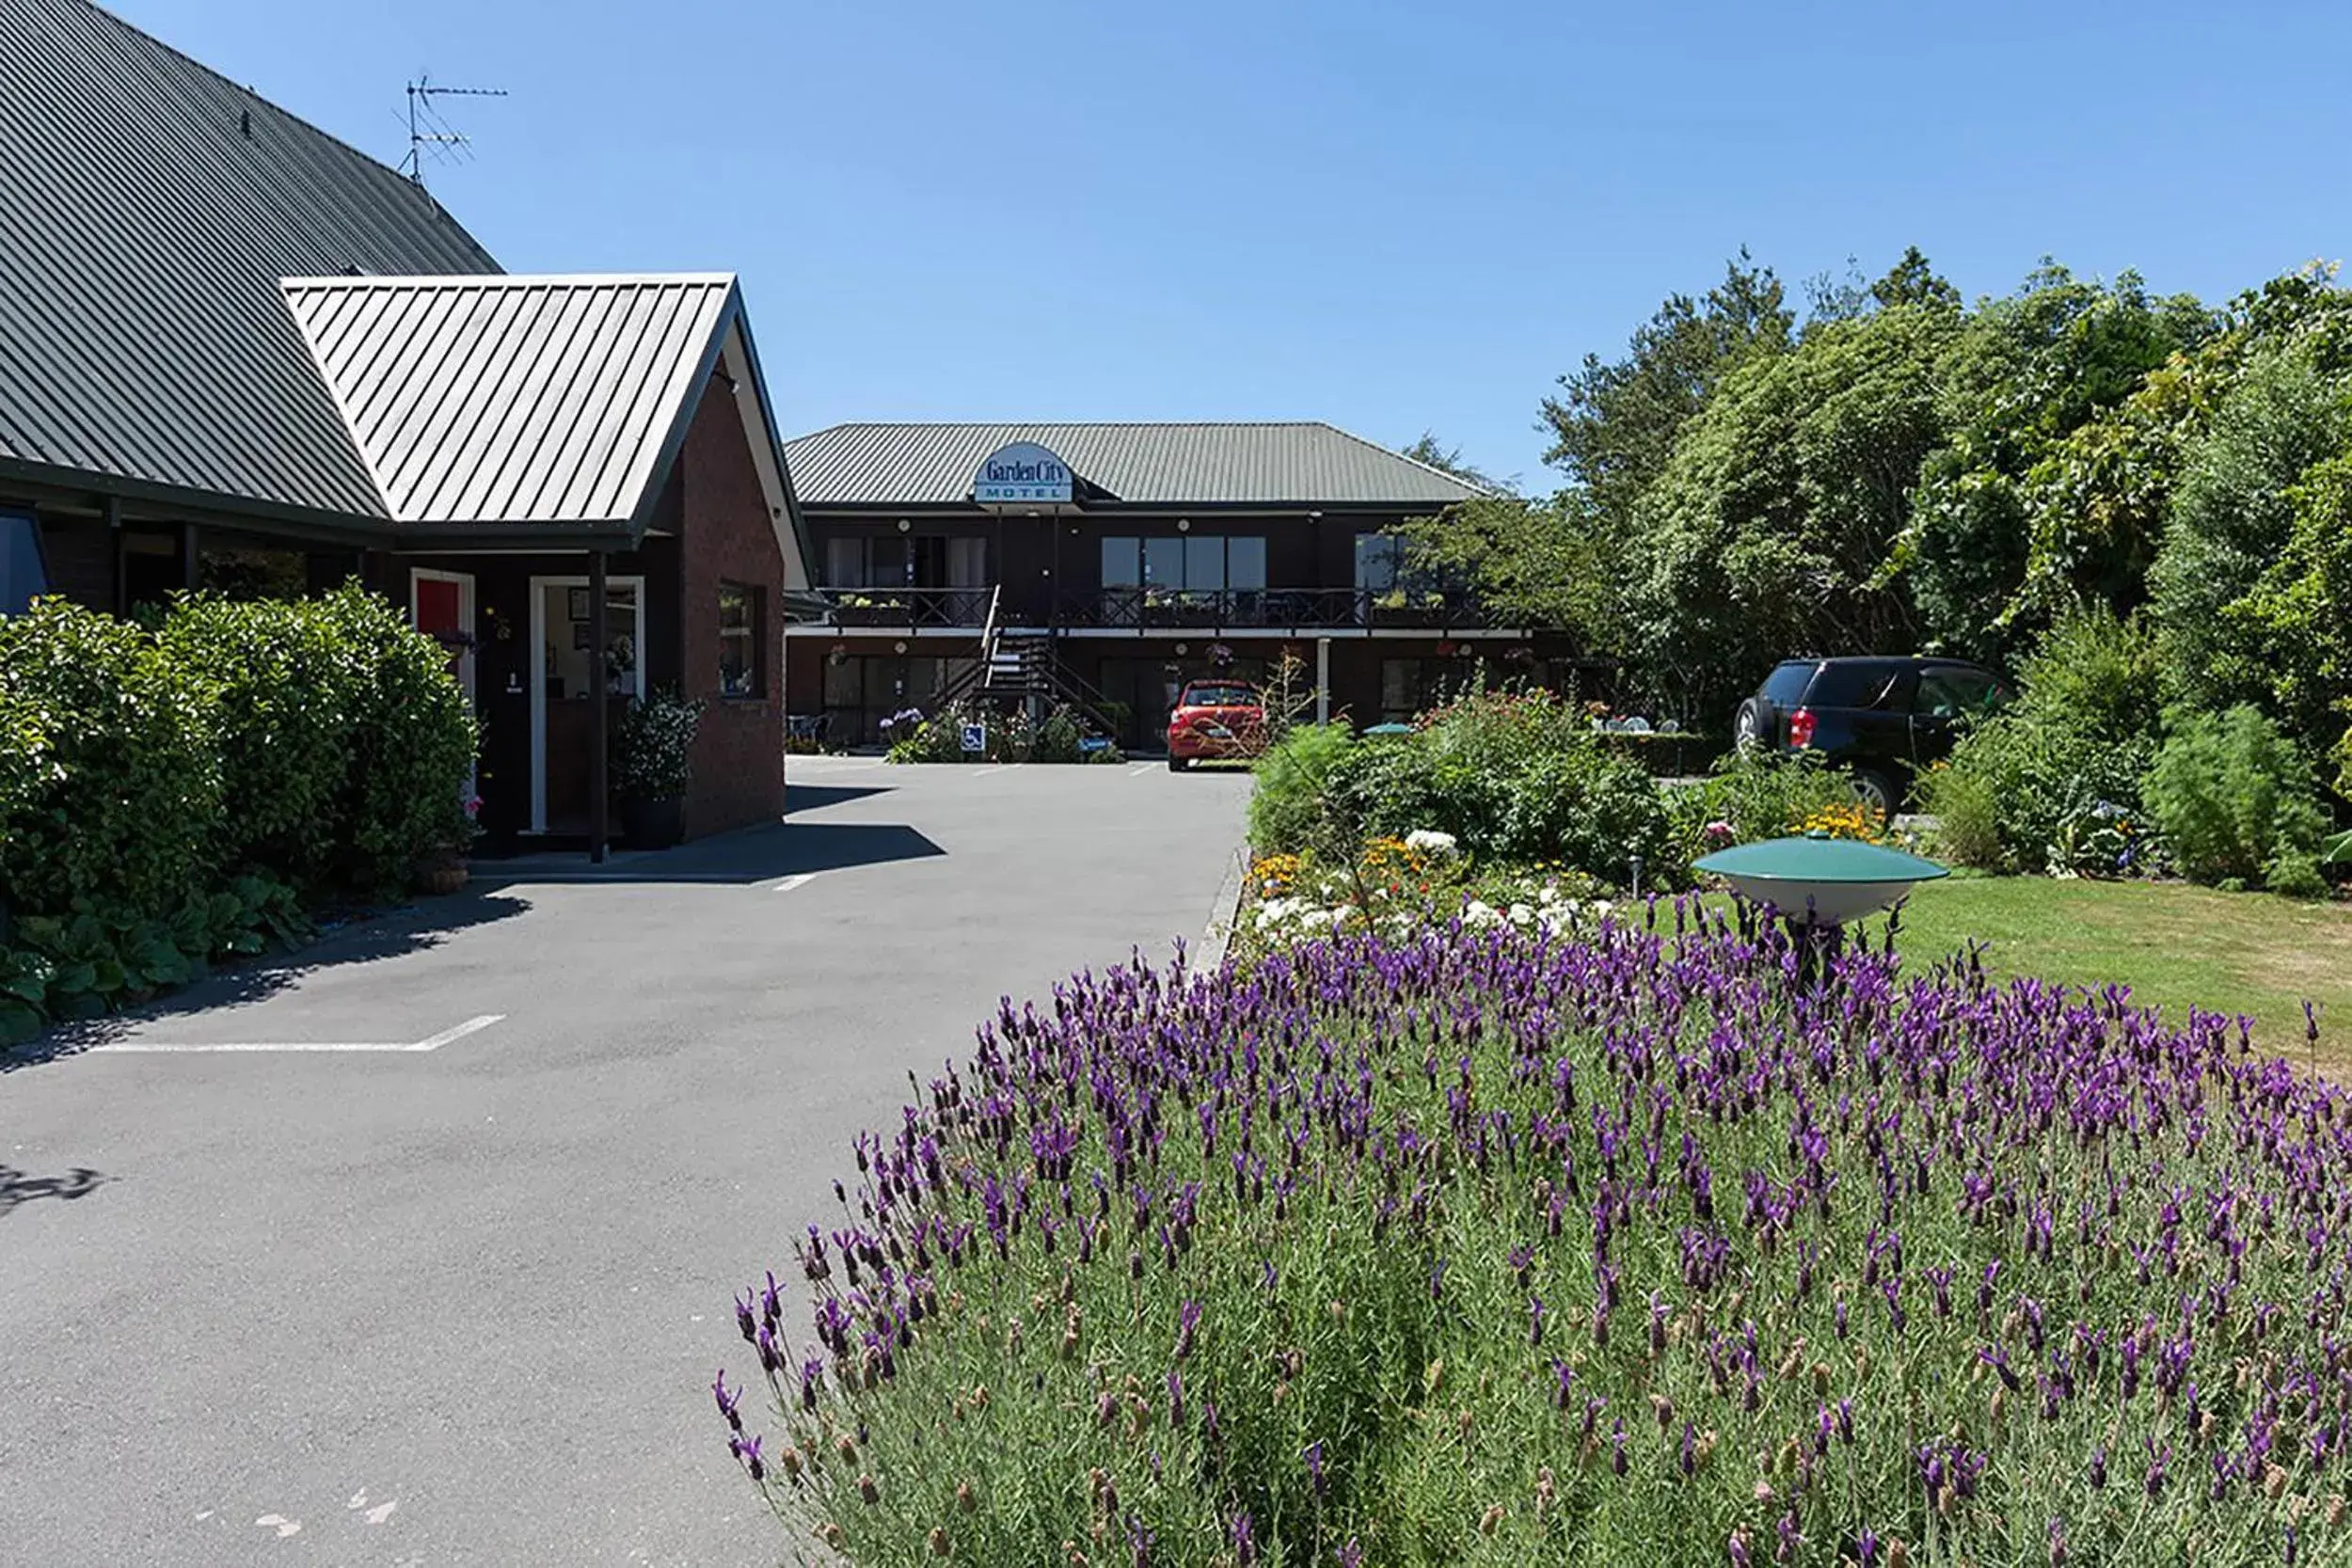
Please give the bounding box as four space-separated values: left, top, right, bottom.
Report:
778 425 1590 752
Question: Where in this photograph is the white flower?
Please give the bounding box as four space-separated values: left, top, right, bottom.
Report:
1463 899 1501 927
1508 903 1534 927
1404 829 1460 859
1588 899 1614 918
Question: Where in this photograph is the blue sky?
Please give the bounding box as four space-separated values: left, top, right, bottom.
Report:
122 0 2349 488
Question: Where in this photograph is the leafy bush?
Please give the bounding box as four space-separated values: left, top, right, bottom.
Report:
1489 744 1669 878
0 597 221 917
1673 747 1858 857
612 687 706 801
314 588 477 895
1918 610 2165 875
1248 723 1359 854
724 917 2352 1566
2143 704 2330 890
161 595 357 885
0 589 475 1038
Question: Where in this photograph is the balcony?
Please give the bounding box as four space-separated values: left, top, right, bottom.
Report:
1062 588 1502 632
803 586 1505 633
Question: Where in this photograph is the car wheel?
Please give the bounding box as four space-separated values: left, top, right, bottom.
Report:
1167 754 1189 772
1733 698 1772 752
1850 767 1899 821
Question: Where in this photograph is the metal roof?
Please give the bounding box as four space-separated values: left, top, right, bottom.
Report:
282 275 738 526
782 423 1486 509
0 0 500 521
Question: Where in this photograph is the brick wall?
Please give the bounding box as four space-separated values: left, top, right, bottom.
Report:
676 374 787 835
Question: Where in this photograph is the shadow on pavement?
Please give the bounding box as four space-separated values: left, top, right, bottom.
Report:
787 781 893 815
0 1164 107 1217
5 892 532 1069
476 820 945 885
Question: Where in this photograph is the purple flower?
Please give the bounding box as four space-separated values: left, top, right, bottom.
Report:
1304 1440 1327 1498
712 1369 741 1432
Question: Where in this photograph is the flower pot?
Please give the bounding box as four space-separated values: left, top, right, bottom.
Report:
622 795 686 850
418 855 469 895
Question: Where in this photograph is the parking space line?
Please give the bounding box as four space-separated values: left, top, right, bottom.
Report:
87 1014 506 1054
769 874 812 894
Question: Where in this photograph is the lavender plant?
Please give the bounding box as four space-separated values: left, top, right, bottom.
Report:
725 911 2350 1566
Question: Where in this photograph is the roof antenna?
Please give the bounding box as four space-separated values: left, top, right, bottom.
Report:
398 72 507 189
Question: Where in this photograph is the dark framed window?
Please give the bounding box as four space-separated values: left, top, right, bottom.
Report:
1 510 45 615
1100 534 1268 591
719 581 763 698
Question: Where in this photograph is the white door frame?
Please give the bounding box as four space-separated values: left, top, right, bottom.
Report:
528 573 648 834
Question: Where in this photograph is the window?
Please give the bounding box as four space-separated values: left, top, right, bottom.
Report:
719 581 762 698
1808 662 1912 711
1759 661 1816 706
1 511 45 615
823 536 915 589
1355 534 1407 593
1101 535 1267 591
1914 665 2001 720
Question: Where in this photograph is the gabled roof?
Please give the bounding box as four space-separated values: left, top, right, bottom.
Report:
782 422 1486 509
0 0 499 521
282 275 738 527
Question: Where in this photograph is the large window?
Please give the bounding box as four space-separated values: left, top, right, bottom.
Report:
1100 535 1267 591
1355 533 1408 593
719 581 763 698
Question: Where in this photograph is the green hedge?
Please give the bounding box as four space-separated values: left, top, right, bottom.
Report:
0 587 477 1040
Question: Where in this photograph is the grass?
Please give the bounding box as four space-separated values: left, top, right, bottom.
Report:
1868 873 2352 1067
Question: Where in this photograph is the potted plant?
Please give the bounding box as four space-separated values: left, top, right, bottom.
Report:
612 688 704 848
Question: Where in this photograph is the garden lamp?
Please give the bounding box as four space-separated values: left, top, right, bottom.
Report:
1693 831 1947 928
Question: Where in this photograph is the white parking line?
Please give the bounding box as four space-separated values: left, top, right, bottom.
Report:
87 1014 506 1054
769 874 812 894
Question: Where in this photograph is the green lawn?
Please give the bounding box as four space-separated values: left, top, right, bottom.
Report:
1867 875 2352 1068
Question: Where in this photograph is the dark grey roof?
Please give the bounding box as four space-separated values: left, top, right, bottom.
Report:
782 422 1485 509
283 275 738 525
0 0 498 521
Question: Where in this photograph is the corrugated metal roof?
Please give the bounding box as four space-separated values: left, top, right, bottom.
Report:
0 0 499 519
282 275 737 525
782 423 1485 509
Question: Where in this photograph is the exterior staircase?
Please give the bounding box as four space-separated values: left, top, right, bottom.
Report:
933 590 1120 743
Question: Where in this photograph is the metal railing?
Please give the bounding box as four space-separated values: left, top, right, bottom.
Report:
810 585 1504 633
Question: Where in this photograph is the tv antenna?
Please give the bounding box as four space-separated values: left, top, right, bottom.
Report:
398 74 507 188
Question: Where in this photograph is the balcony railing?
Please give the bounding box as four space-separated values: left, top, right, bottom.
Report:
806 586 1503 632
1063 588 1501 631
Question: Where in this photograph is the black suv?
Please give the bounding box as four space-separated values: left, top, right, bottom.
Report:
1733 656 2007 815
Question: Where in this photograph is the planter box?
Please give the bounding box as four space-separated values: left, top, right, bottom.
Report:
834 605 911 627
622 795 686 849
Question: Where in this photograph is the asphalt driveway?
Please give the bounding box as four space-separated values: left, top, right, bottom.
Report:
0 756 1249 1567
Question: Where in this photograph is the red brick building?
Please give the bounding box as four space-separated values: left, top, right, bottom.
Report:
0 0 813 857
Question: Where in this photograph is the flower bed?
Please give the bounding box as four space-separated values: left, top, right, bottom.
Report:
723 911 2352 1565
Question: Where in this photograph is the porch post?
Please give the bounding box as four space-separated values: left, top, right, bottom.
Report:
181 521 200 592
588 549 610 863
1315 637 1331 725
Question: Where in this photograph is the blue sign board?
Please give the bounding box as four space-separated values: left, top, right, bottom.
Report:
960 722 987 753
973 440 1073 507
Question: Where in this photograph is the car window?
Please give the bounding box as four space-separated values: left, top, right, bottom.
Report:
1915 667 1999 719
1760 662 1815 706
1179 684 1258 707
1805 663 1911 710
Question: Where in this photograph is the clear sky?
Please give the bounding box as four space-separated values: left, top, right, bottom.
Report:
119 0 2350 489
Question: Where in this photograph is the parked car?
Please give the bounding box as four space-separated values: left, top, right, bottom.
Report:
1167 680 1267 770
1732 656 2008 815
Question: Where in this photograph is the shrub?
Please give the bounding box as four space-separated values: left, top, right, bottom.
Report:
160 594 357 885
612 687 705 801
2143 704 2330 889
724 918 2352 1566
0 597 220 917
1490 744 1670 879
313 587 477 895
1918 610 2165 875
1676 747 1858 854
1248 723 1358 854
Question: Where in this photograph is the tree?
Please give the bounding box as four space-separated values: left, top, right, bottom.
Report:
1539 250 1794 530
1394 492 1615 653
1623 301 1961 718
1398 432 1511 495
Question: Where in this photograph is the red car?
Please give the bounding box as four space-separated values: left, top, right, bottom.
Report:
1166 680 1266 770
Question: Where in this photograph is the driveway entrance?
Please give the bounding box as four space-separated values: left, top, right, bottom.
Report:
0 756 1248 1566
